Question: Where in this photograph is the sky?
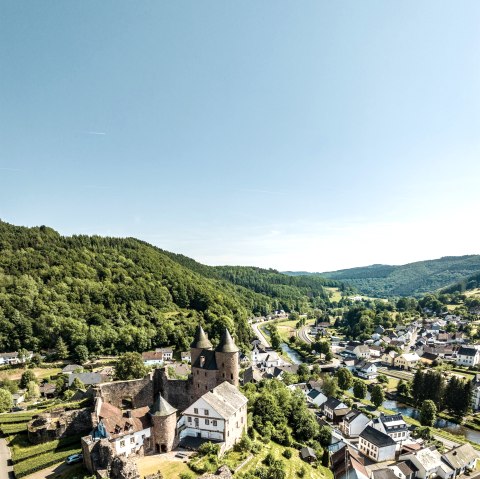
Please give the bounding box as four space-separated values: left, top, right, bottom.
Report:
1 1 479 272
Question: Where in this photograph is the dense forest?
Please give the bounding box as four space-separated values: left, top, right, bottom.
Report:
290 256 480 298
0 221 338 355
440 271 480 294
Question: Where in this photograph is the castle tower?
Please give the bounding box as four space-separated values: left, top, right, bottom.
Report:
149 394 177 453
190 324 213 366
215 328 240 387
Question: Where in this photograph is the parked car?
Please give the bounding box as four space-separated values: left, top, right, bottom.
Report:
66 454 83 465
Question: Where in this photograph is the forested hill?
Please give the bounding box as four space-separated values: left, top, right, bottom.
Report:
290 255 480 298
0 221 336 355
440 271 480 294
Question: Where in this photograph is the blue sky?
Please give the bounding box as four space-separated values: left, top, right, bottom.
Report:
1 1 479 271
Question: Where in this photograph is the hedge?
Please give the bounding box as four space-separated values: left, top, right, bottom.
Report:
12 435 81 463
0 422 28 434
0 414 34 424
13 445 81 478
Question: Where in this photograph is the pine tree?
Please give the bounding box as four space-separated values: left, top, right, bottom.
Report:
55 337 69 360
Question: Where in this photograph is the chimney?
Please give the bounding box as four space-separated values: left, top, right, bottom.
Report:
200 356 205 368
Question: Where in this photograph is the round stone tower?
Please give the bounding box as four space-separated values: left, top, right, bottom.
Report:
149 394 177 454
190 324 213 366
215 328 240 387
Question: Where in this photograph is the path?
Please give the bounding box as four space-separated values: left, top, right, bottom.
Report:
0 438 14 479
23 461 73 479
297 325 313 344
251 321 271 347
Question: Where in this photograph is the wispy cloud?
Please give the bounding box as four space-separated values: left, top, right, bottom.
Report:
85 131 107 136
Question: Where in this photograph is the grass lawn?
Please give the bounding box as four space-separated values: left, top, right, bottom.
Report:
136 454 196 478
326 287 342 302
0 366 61 381
239 442 332 479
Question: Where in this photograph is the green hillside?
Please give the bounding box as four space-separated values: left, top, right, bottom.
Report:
441 271 480 294
0 221 337 355
297 256 480 298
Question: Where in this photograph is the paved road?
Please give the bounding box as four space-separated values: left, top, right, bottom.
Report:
377 366 414 381
0 437 14 479
298 325 313 344
251 322 271 347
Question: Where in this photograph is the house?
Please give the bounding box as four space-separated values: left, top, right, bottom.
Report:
323 397 350 424
441 444 479 478
354 360 378 380
306 389 328 407
331 445 369 479
400 447 446 479
0 351 33 365
388 460 418 479
419 352 439 366
369 346 383 358
181 351 191 363
155 348 173 361
39 383 57 399
300 446 317 463
381 351 397 366
142 351 166 366
394 353 420 371
370 413 410 444
68 372 105 387
352 345 371 359
340 410 370 438
456 347 480 367
179 381 248 452
358 426 396 462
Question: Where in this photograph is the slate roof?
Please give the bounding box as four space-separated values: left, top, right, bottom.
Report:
331 445 368 479
360 425 396 447
343 409 366 424
458 347 478 357
372 469 397 479
395 460 418 476
442 444 479 470
149 394 176 417
300 446 317 459
62 364 83 373
192 349 218 370
216 329 239 353
67 372 104 386
200 381 247 419
324 397 347 410
374 413 409 432
191 325 213 350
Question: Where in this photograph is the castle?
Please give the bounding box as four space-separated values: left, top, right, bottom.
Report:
82 326 246 478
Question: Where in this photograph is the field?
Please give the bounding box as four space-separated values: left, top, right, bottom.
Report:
0 366 62 381
136 454 196 478
239 442 332 479
325 287 342 302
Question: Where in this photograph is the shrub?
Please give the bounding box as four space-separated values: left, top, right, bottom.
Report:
282 449 292 459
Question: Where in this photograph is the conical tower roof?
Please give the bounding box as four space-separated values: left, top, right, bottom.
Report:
191 325 213 349
216 328 239 353
150 394 176 417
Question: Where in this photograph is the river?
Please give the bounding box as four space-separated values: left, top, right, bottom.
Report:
383 400 480 443
280 343 304 365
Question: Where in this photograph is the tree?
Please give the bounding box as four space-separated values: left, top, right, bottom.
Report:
55 337 69 360
70 377 85 391
336 368 354 391
27 381 40 400
420 400 437 427
322 375 339 398
297 363 310 382
397 380 410 397
20 369 37 389
115 352 147 380
371 385 385 409
74 345 89 364
353 380 367 400
0 388 13 412
0 379 18 394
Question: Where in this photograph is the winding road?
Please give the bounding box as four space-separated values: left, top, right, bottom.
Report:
0 437 14 479
297 325 313 344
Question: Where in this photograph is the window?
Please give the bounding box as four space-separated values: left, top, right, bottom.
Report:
188 417 192 423
205 419 210 425
213 420 217 426
120 440 125 447
194 408 198 414
130 437 135 444
205 409 209 416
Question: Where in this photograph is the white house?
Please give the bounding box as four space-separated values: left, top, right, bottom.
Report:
456 347 480 367
340 410 370 438
394 353 420 371
0 351 33 365
359 426 396 462
181 351 191 363
441 444 479 478
370 413 410 445
400 447 447 479
155 348 173 360
381 351 397 366
179 381 248 452
352 345 371 359
471 375 480 410
354 360 378 380
323 397 350 423
306 389 327 407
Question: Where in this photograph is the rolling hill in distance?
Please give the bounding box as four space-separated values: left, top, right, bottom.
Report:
0 220 341 354
285 255 480 298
